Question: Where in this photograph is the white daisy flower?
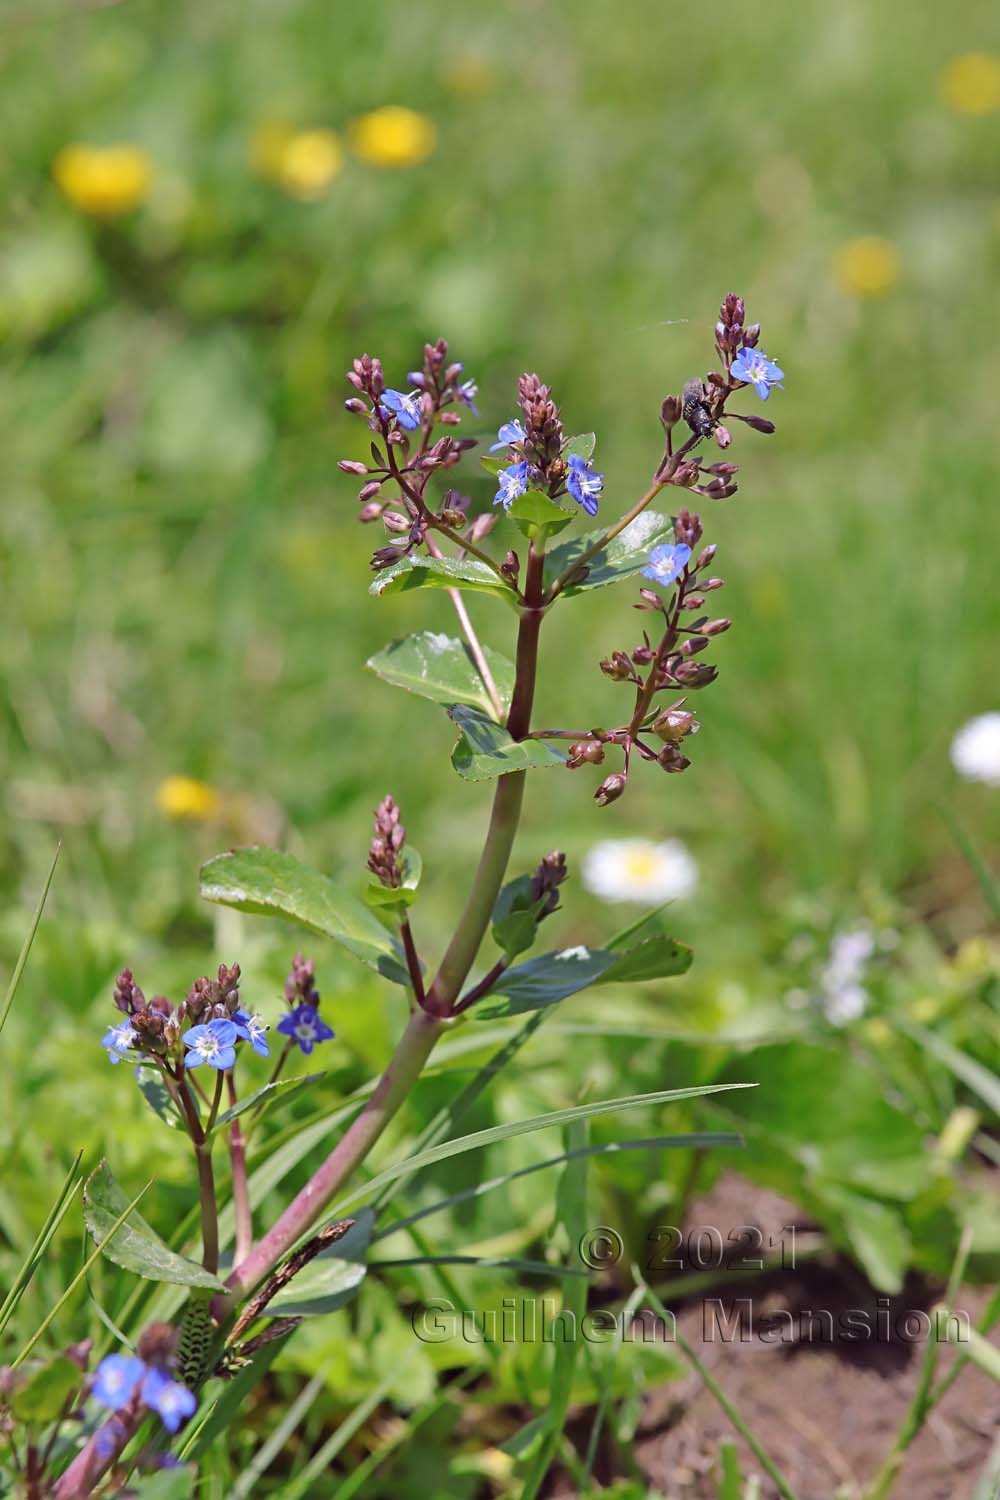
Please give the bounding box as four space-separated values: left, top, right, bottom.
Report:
951 713 1000 787
582 838 698 905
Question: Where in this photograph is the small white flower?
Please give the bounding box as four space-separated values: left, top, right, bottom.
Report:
951 713 1000 787
823 982 868 1027
582 838 698 904
820 926 873 1026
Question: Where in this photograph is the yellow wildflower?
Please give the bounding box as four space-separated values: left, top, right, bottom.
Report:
939 53 1000 116
833 236 899 298
157 775 223 822
53 144 152 218
249 121 295 178
275 129 343 201
350 106 436 169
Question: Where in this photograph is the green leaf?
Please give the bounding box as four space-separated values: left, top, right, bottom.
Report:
136 1066 182 1130
598 933 692 985
211 1072 323 1133
131 1470 197 1500
365 847 422 912
200 847 409 985
564 432 597 462
896 1018 1000 1117
267 1209 375 1317
491 874 546 961
11 1356 81 1423
369 554 517 606
544 509 676 597
506 488 574 541
476 946 615 1018
83 1161 225 1290
366 631 515 719
448 704 568 781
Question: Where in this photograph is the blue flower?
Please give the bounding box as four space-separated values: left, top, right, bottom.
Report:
489 419 526 452
456 378 479 412
183 1019 238 1071
379 389 423 430
103 1020 137 1065
566 454 603 517
493 461 529 510
642 542 692 588
233 1009 270 1058
92 1354 145 1412
730 347 784 401
141 1369 197 1434
276 1003 336 1055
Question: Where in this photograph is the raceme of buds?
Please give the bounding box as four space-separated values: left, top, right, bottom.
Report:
674 508 703 547
285 952 320 1008
517 372 565 487
530 850 568 915
367 795 406 888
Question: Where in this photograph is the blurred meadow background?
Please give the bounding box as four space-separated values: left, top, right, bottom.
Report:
4 0 1000 1494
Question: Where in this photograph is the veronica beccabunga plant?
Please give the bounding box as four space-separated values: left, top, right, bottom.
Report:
9 294 781 1496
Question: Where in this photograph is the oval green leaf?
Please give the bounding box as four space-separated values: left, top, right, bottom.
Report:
267 1209 375 1317
367 631 515 720
84 1162 225 1290
448 705 568 781
369 555 517 606
544 509 677 597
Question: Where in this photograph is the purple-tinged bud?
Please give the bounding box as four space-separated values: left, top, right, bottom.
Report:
444 363 463 384
672 661 718 688
382 511 410 534
706 371 728 389
371 544 408 571
743 323 760 347
660 393 682 429
713 425 732 450
733 412 775 435
567 738 606 768
440 411 461 425
674 508 703 547
346 371 364 390
679 635 709 657
702 618 731 636
652 708 699 742
673 461 699 488
701 576 725 591
657 744 691 773
530 849 568 914
631 645 655 665
113 968 145 1016
600 651 633 681
594 773 627 806
681 592 706 610
358 501 383 523
338 460 369 476
500 549 520 583
368 795 407 889
344 398 368 415
696 543 718 568
638 587 662 609
707 463 738 478
386 429 407 446
702 479 738 499
358 481 383 503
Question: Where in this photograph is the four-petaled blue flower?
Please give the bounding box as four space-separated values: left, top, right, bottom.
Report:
642 542 692 588
92 1354 145 1412
233 1009 270 1058
566 454 603 517
493 460 530 510
277 1003 336 1055
103 1020 137 1065
141 1368 197 1434
379 389 423 430
730 347 784 401
183 1018 238 1071
489 419 526 452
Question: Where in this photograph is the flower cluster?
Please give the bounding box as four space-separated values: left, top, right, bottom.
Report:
101 961 269 1075
490 374 604 515
91 1325 196 1437
276 952 335 1055
367 795 407 888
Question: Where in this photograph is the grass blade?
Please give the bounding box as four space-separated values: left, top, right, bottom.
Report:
1 843 60 1040
897 1018 1000 1117
0 1151 83 1335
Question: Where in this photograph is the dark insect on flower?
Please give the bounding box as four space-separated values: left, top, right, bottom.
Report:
682 378 716 439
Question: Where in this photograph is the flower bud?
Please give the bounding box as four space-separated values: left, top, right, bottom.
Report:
679 635 709 657
702 617 731 636
386 429 407 446
737 413 775 434
631 645 654 665
440 411 461 425
713 425 732 450
652 708 699 742
672 661 718 687
382 510 410 534
660 394 682 429
673 461 699 488
657 744 691 773
594 773 627 806
674 508 703 547
358 481 383 503
344 398 368 415
338 460 369 476
743 323 760 347
702 479 738 499
681 593 705 610
500 549 520 583
567 738 606 768
701 576 725 591
358 501 383 523
600 651 633 681
707 463 738 478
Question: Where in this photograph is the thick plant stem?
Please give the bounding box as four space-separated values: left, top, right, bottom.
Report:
423 541 545 1015
52 1406 143 1499
177 1080 219 1275
217 1006 445 1313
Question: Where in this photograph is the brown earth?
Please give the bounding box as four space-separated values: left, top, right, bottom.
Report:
617 1175 1000 1499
